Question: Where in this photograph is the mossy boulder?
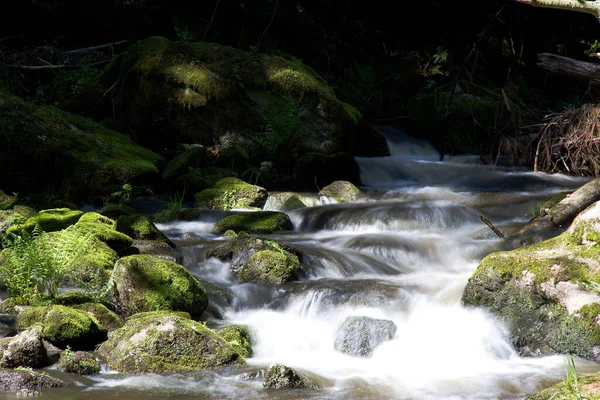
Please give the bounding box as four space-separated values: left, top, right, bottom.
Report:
0 88 163 203
16 305 107 350
98 203 135 219
240 249 300 284
214 211 292 234
263 363 316 389
463 201 600 360
107 36 365 161
318 181 362 202
153 207 202 223
0 190 17 210
97 312 245 373
72 217 133 256
116 215 174 247
296 152 360 190
0 210 26 233
162 146 210 182
526 372 600 399
0 369 71 390
6 208 83 235
72 303 122 332
0 324 49 368
108 255 208 318
195 178 268 211
218 325 253 358
58 350 100 375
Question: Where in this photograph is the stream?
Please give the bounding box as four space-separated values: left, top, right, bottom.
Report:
3 127 600 399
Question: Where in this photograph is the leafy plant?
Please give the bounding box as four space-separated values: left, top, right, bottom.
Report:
63 346 75 360
111 184 133 202
0 225 95 304
565 354 587 400
173 17 195 42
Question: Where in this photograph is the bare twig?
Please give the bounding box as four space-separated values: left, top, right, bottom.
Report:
64 40 127 54
4 59 112 70
203 0 222 41
480 216 505 239
257 0 279 49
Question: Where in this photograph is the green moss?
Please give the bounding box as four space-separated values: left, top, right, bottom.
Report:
239 249 299 284
17 305 107 350
109 255 208 318
12 205 36 219
0 210 26 233
58 350 100 375
153 207 201 223
72 220 133 256
98 203 135 219
97 312 246 373
195 178 268 211
527 372 600 399
78 212 116 228
116 215 173 247
127 310 191 321
318 181 361 202
214 211 292 234
162 147 208 181
6 208 83 235
72 303 123 332
0 190 17 210
218 325 253 358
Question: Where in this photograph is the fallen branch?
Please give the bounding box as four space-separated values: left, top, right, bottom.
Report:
4 59 112 70
64 40 127 55
537 53 600 86
480 216 505 239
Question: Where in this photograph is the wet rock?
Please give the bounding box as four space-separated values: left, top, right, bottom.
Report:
263 363 315 389
16 388 40 397
97 312 245 373
463 201 600 360
16 305 107 350
97 203 135 220
334 316 397 357
240 250 300 285
108 255 208 318
195 178 268 211
131 240 182 264
0 368 71 390
116 215 174 247
71 303 123 332
218 325 253 358
318 181 362 203
0 324 48 368
281 195 307 212
214 211 292 234
58 350 100 375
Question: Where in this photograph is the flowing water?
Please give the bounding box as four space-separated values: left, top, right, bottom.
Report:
4 128 600 400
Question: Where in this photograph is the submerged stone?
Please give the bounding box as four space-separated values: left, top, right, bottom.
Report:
263 363 316 389
318 181 362 203
214 211 292 234
334 316 397 357
239 250 300 284
58 350 100 375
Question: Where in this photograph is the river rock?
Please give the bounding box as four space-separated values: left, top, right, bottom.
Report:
281 195 307 212
318 181 362 202
195 178 268 211
0 190 17 211
239 250 300 285
462 201 600 360
108 254 208 318
218 325 253 358
263 363 315 389
0 369 71 391
97 312 245 373
16 306 107 350
115 215 174 247
334 316 397 357
71 303 123 332
57 350 100 375
0 324 48 368
0 210 26 233
214 211 292 234
130 240 182 264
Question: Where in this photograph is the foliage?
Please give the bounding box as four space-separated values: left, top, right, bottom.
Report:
111 183 153 203
173 18 196 43
0 224 95 304
565 354 587 400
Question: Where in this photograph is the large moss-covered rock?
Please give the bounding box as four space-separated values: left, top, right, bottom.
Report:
72 303 123 332
0 210 26 233
153 207 202 223
319 181 362 202
240 249 300 284
0 190 17 210
526 372 600 399
116 215 174 247
0 88 163 202
195 178 268 211
58 350 100 375
6 208 83 235
97 312 245 373
108 255 208 318
218 325 253 358
16 305 107 350
463 202 600 360
108 36 363 160
0 369 71 390
0 324 48 368
72 216 133 256
214 211 292 234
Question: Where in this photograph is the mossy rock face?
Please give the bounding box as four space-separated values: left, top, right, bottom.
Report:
6 208 83 235
296 152 360 190
218 325 253 358
109 36 362 159
195 178 268 211
72 219 133 256
240 249 300 284
462 202 600 360
0 88 163 203
116 215 174 247
162 146 210 182
0 190 17 210
0 369 71 390
318 181 362 202
0 324 48 368
16 305 108 350
108 255 208 318
98 203 135 219
526 372 600 399
97 312 246 373
58 350 100 375
153 207 202 223
214 211 292 234
0 210 26 233
72 303 123 332
263 364 315 389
